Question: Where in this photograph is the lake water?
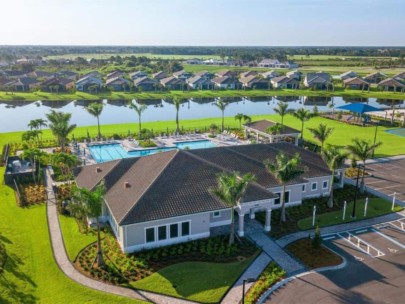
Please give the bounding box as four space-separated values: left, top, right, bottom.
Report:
0 96 403 132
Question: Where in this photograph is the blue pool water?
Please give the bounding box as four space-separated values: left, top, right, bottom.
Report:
385 128 405 137
89 140 217 163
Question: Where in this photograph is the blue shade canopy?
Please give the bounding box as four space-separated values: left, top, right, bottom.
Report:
336 103 381 114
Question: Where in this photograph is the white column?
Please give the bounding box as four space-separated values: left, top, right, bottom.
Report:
264 209 272 232
256 132 259 141
250 208 255 219
269 135 273 143
295 135 299 146
238 213 245 237
339 171 344 188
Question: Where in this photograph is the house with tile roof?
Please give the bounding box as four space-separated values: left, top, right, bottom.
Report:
212 76 240 89
105 77 131 91
303 72 333 90
364 72 386 84
339 71 357 81
74 143 339 252
160 76 186 90
271 76 300 89
133 76 159 91
377 78 405 92
75 75 103 92
4 77 41 91
343 77 370 90
41 76 75 92
186 75 214 90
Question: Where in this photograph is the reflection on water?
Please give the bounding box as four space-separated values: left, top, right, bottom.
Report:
342 97 369 104
0 95 403 132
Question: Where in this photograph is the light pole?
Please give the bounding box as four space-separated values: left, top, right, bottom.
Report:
372 121 379 158
352 164 363 218
242 278 256 304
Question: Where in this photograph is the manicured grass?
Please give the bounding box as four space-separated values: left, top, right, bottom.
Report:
58 214 98 261
45 53 223 60
286 238 343 269
1 113 404 158
0 168 145 303
130 257 256 303
298 198 403 230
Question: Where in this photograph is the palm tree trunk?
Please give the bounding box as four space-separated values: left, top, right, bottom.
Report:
138 116 142 139
96 218 105 267
222 111 225 132
327 174 334 208
360 161 366 194
176 111 180 134
280 184 286 222
301 121 304 141
97 116 101 140
229 207 235 245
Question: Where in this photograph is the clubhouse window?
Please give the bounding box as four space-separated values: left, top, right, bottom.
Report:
311 182 317 191
323 181 328 189
158 226 167 241
170 223 179 238
146 227 155 243
181 222 190 236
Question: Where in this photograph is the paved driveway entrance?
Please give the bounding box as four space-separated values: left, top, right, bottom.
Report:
265 222 405 303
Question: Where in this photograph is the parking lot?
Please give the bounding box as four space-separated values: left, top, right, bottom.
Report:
265 220 405 303
364 159 405 203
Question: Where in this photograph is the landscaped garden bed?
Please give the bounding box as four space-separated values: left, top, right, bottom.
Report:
256 185 370 238
244 262 286 304
20 183 46 206
286 238 343 269
75 231 259 286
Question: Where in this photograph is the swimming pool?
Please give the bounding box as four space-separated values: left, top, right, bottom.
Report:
88 140 217 163
385 128 405 137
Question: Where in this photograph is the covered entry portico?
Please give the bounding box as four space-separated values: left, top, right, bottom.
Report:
235 198 275 236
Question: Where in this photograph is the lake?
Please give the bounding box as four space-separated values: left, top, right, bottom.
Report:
0 96 403 132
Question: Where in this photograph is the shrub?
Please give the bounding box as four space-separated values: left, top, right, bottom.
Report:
312 226 322 249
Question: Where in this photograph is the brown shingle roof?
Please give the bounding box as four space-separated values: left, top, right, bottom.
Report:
244 120 300 135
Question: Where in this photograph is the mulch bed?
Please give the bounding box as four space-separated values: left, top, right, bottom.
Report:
286 238 343 269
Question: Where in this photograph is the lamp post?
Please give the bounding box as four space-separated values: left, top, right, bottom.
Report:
372 122 379 158
352 164 363 218
242 278 256 304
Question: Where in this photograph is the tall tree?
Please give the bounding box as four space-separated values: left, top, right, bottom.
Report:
86 102 104 140
307 123 333 153
72 183 106 268
128 101 148 139
264 153 305 222
21 146 44 184
292 108 313 142
234 113 251 130
346 138 382 194
173 98 182 134
273 101 290 128
214 98 229 132
46 110 76 153
210 172 255 245
322 145 348 208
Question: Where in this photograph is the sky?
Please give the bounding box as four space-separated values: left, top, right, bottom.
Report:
0 0 404 46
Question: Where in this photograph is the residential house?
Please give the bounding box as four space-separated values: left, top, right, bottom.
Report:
2 70 28 79
186 75 214 90
364 72 386 84
239 71 258 78
304 72 333 90
258 59 280 68
271 76 300 89
339 71 357 81
160 76 186 90
283 61 299 69
195 70 214 79
377 78 405 92
106 70 124 80
133 76 159 91
29 70 54 79
215 70 236 78
286 70 302 81
261 70 279 80
152 71 167 80
393 72 405 81
186 59 204 65
75 75 103 92
343 77 370 90
173 70 193 80
129 71 147 80
239 75 269 89
41 77 75 92
81 71 102 79
4 77 41 91
74 143 338 252
211 76 240 89
55 70 79 80
105 77 131 91
203 59 226 65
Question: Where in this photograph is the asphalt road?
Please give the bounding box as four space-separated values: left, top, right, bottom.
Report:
265 223 405 304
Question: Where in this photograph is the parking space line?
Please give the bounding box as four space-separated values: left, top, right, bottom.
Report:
337 231 385 258
355 229 368 234
323 236 336 241
388 220 405 232
371 228 405 249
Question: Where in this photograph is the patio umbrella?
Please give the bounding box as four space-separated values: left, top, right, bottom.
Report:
336 103 381 114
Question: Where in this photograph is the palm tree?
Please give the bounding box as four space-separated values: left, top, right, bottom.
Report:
36 118 47 142
210 172 255 245
28 119 39 131
234 113 252 130
173 98 182 134
293 108 313 142
214 98 229 132
307 123 333 153
86 102 104 140
322 145 348 208
273 101 289 128
51 153 79 182
128 101 148 139
72 183 106 268
264 153 305 222
46 110 76 153
266 123 283 135
346 138 382 194
21 147 44 184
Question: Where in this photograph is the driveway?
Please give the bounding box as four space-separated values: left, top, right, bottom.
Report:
264 221 405 304
364 159 405 203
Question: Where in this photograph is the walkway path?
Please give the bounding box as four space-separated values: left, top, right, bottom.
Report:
44 168 195 304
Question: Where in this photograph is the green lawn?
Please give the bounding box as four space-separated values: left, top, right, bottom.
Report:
58 214 98 261
130 258 255 304
1 114 404 158
298 198 403 230
45 53 222 60
0 168 145 304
